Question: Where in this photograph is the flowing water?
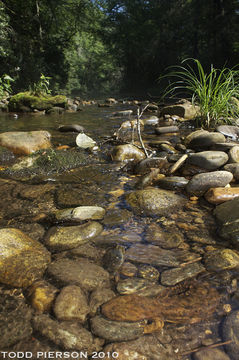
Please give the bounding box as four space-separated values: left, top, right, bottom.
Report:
0 104 238 359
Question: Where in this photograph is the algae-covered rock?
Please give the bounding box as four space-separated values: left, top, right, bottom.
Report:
8 92 67 112
0 228 51 287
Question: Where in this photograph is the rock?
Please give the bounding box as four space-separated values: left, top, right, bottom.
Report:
112 110 133 117
91 315 144 342
224 163 239 181
69 242 105 262
216 125 239 140
32 314 103 352
54 206 105 221
222 310 239 360
155 125 179 134
0 228 50 288
0 291 33 348
214 197 239 245
58 124 85 132
143 115 159 125
46 106 65 114
204 249 239 271
27 280 58 313
116 278 153 294
111 144 146 162
76 133 97 149
161 101 200 120
114 119 144 142
54 285 89 323
8 92 67 111
145 223 184 248
44 222 103 251
103 335 174 360
125 243 196 267
138 265 160 281
47 258 110 291
187 151 229 170
193 348 230 360
156 176 189 190
103 208 132 226
120 262 138 277
0 130 52 155
89 288 116 316
105 97 117 104
133 157 168 175
186 171 233 196
160 262 205 286
126 188 186 216
228 145 239 163
204 187 239 204
185 130 226 150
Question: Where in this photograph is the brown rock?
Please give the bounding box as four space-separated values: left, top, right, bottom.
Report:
204 187 239 204
27 280 58 313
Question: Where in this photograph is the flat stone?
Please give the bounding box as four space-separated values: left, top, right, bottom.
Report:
204 187 239 204
32 314 103 352
155 125 179 134
44 222 103 251
185 130 226 150
47 258 110 291
0 228 50 288
116 278 153 294
186 171 233 196
156 176 189 190
126 187 186 216
0 130 52 155
55 206 105 221
187 151 228 170
54 285 89 323
160 262 205 286
91 316 144 342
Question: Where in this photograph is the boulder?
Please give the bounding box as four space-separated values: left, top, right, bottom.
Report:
186 171 233 196
0 228 50 287
185 130 226 150
8 92 67 112
126 187 186 216
0 131 52 155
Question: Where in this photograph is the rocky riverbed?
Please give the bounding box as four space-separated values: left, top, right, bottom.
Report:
0 98 239 359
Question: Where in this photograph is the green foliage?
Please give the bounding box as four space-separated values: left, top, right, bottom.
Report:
160 58 239 127
29 74 52 96
0 74 14 99
8 92 67 111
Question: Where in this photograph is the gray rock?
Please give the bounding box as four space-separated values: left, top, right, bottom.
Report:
217 125 239 140
222 310 239 360
54 285 89 323
44 222 103 251
156 176 189 190
32 314 103 352
214 197 239 245
185 130 226 150
228 145 239 163
47 258 110 291
193 348 230 360
224 163 239 181
55 206 105 221
58 124 85 133
188 151 228 170
126 188 186 216
161 262 205 286
186 171 233 196
91 315 144 342
0 228 50 288
155 125 179 134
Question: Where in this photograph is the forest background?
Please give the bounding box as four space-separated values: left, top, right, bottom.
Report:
1 0 239 98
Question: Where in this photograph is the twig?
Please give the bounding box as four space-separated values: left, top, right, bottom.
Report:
180 339 232 356
136 104 149 158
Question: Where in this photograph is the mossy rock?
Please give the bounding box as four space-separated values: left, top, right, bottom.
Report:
8 92 67 112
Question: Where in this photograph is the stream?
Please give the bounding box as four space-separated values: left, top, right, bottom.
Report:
0 103 239 360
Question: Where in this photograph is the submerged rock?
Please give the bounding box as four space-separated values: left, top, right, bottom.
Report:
27 280 58 313
222 310 239 360
55 206 105 221
0 228 50 288
44 222 103 251
0 130 51 155
89 287 116 316
204 249 239 271
32 314 103 352
47 258 110 291
160 262 205 286
126 187 186 216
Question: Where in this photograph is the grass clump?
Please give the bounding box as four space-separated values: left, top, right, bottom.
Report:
160 58 239 127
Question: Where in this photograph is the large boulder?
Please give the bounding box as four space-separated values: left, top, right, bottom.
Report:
126 187 186 216
8 92 67 112
0 228 51 287
0 131 52 155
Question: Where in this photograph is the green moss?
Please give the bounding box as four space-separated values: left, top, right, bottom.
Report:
8 92 67 112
